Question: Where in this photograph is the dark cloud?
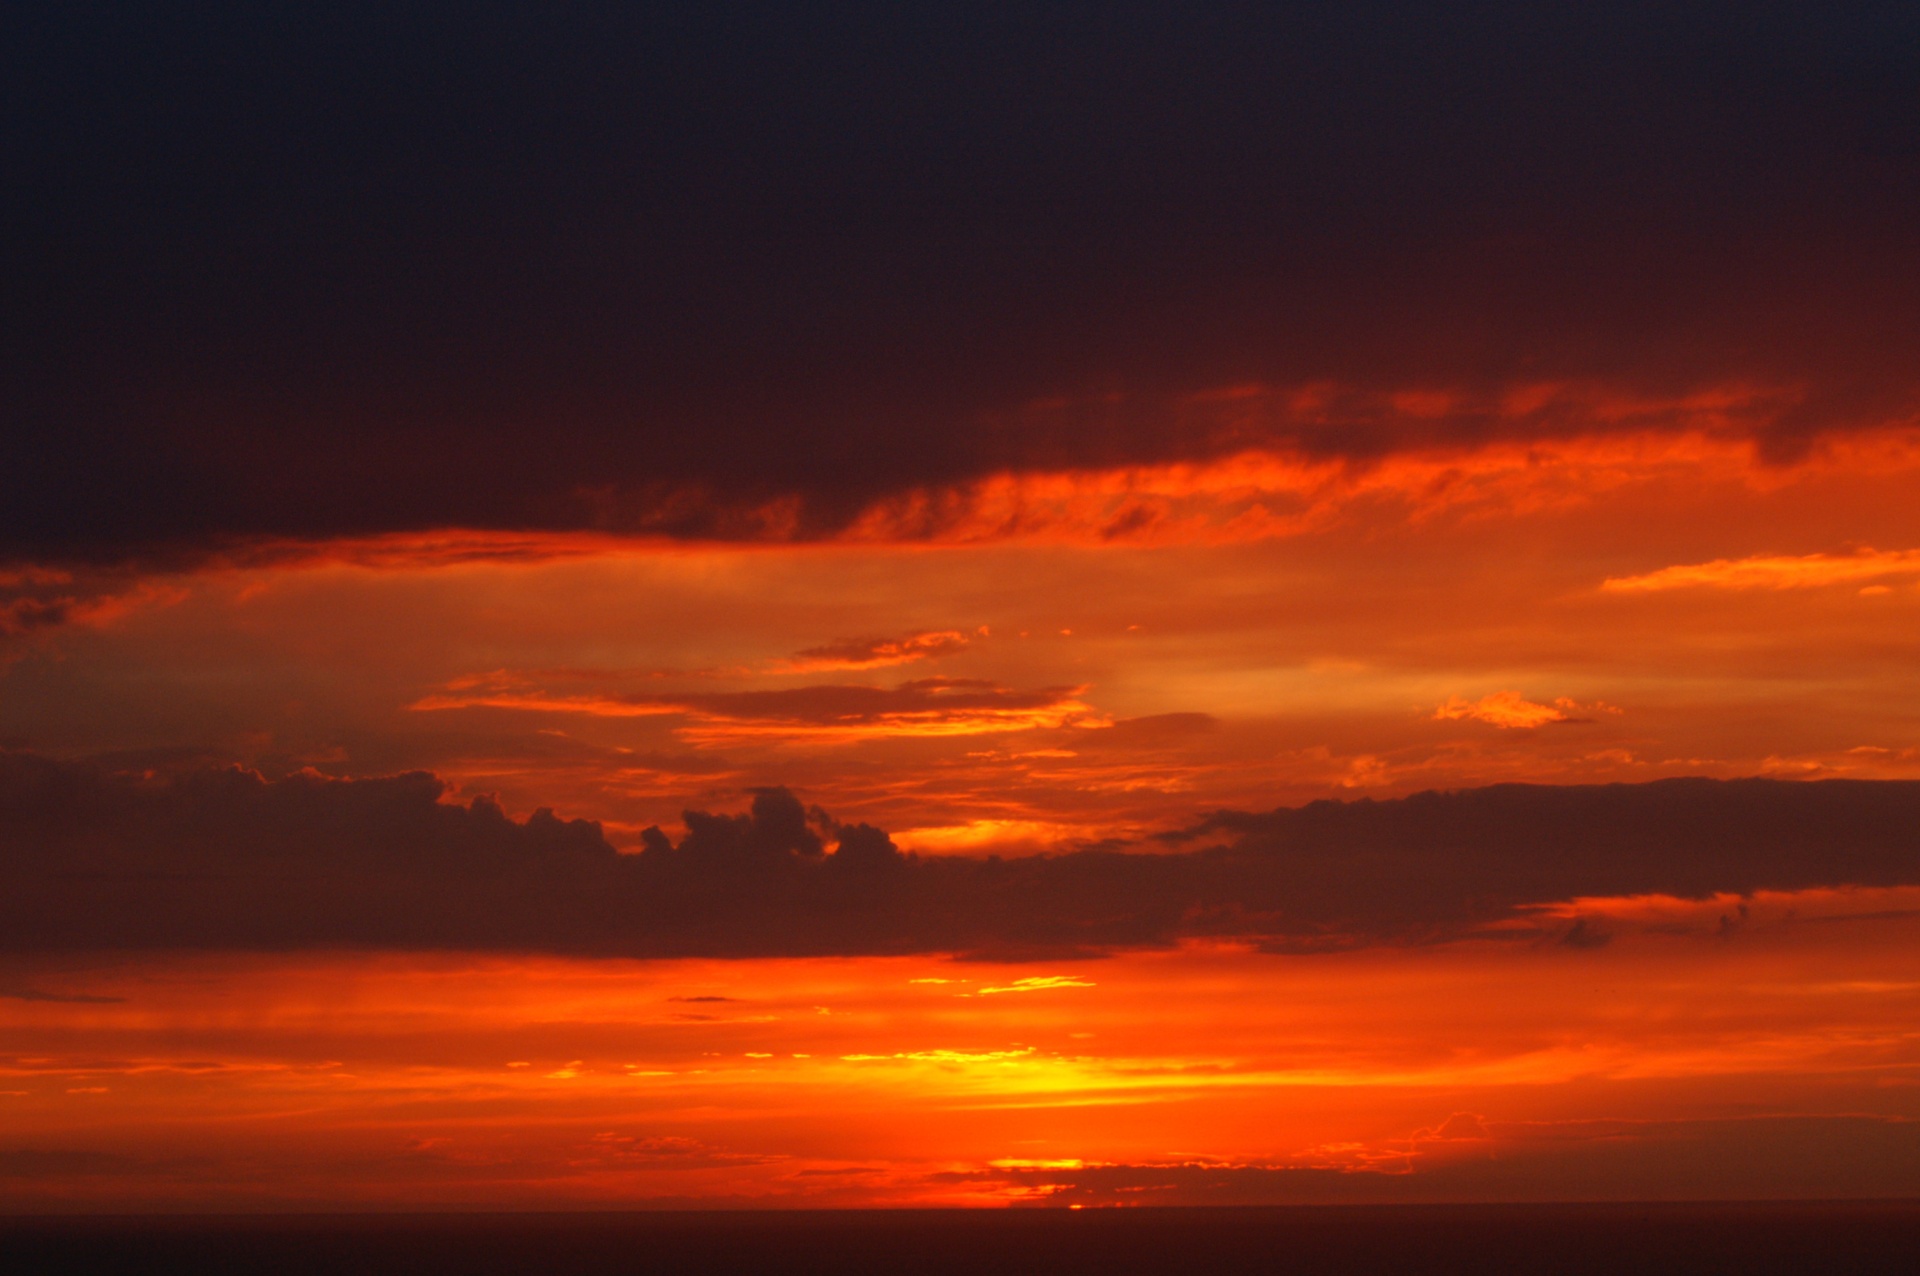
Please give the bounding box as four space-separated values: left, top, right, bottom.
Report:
0 568 134 636
784 631 972 670
0 987 125 1004
0 596 77 635
671 679 1079 726
946 1116 1920 1205
1558 917 1613 950
5 5 1920 562
417 676 1089 731
4 752 1919 957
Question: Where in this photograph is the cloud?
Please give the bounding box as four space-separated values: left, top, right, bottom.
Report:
976 976 1095 995
0 987 126 1005
1433 692 1614 729
831 419 1897 548
8 10 1920 564
6 753 1920 958
394 630 974 706
944 1115 1920 1205
411 677 1105 741
1603 547 1920 592
0 567 182 639
774 631 974 672
1420 1112 1491 1142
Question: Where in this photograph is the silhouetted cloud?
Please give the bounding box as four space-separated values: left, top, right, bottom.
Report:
5 752 1920 957
940 1115 1920 1204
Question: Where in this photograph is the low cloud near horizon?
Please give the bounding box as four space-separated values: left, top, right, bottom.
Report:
5 752 1916 960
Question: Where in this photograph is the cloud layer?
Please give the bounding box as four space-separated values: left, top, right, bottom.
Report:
7 7 1920 562
411 676 1101 741
5 753 1917 958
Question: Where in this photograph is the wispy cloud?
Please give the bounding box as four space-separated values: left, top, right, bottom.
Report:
977 975 1095 995
1603 547 1920 592
773 630 975 673
412 677 1105 741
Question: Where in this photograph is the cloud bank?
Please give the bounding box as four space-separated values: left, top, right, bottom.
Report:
7 7 1920 563
4 753 1917 958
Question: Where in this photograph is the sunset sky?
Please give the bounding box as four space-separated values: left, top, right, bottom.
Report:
6 3 1920 1210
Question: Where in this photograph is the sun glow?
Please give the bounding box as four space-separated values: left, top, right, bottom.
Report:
6 906 1920 1207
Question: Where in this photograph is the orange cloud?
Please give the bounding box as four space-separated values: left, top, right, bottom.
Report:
836 414 1920 549
43 407 1912 578
773 630 975 672
1432 692 1614 729
411 676 1106 741
422 630 973 690
1603 547 1920 592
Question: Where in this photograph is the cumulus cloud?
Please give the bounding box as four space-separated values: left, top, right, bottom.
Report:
5 753 1920 958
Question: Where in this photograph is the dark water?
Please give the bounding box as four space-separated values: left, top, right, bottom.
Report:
4 1203 1917 1275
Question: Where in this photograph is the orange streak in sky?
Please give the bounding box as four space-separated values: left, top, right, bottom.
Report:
6 898 1920 1208
409 691 1106 741
66 415 1915 575
1433 692 1619 729
1604 547 1920 592
838 426 1920 547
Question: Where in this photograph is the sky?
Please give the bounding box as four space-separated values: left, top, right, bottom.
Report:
5 2 1920 1209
